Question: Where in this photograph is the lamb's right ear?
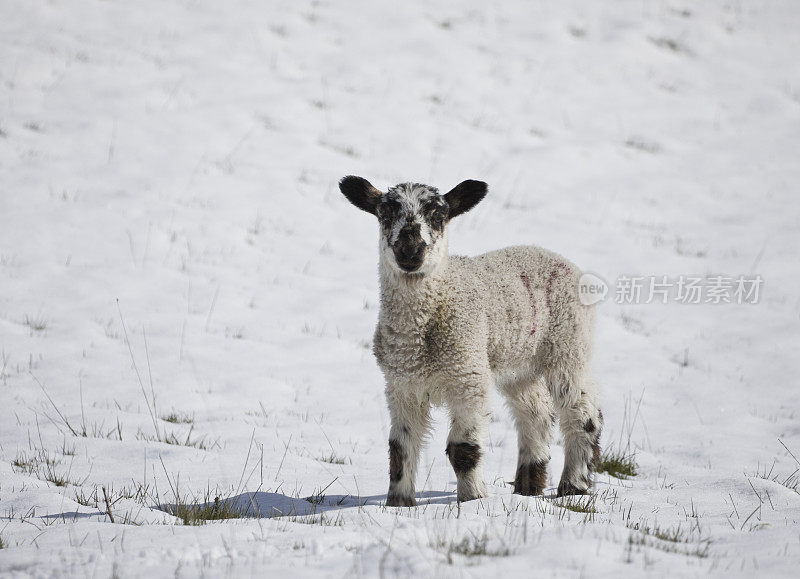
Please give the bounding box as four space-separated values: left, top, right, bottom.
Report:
444 180 488 219
339 176 382 215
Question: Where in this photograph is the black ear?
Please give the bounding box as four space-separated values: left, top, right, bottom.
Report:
339 176 382 215
444 180 487 219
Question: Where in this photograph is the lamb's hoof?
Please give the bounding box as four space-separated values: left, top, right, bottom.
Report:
513 483 544 496
456 492 486 503
456 486 487 503
556 480 590 497
514 461 547 496
385 493 416 507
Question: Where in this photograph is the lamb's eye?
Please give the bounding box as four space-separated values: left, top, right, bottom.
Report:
426 205 447 227
381 200 400 216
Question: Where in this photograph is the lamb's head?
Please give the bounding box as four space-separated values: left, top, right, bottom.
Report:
339 176 487 276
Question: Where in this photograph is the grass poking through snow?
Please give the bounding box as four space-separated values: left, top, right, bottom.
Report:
316 452 349 465
431 529 512 564
161 411 194 424
164 493 251 525
24 314 48 332
136 426 217 450
554 494 598 515
598 446 638 479
12 449 82 487
626 519 711 559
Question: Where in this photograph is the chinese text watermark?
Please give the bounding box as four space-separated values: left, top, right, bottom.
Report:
578 274 763 306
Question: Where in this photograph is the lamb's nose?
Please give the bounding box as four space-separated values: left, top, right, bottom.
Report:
400 242 425 259
401 222 421 236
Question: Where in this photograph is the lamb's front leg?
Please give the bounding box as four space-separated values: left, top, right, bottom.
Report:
445 385 490 502
385 389 431 507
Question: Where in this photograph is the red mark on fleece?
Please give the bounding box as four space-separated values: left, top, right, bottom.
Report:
519 272 537 336
545 263 571 309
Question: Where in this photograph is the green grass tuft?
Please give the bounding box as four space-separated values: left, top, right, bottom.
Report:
554 494 598 514
626 519 711 559
431 530 511 564
75 483 150 509
168 499 244 525
160 411 194 425
12 453 36 473
285 513 344 526
136 425 217 450
598 447 638 479
24 314 48 331
13 450 80 487
161 490 253 525
42 469 72 487
316 453 349 465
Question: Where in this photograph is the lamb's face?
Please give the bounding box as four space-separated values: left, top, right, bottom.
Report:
339 176 488 277
376 184 448 274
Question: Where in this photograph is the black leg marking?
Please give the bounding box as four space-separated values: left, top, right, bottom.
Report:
445 442 481 473
386 440 415 507
388 439 404 483
514 460 547 496
386 491 415 507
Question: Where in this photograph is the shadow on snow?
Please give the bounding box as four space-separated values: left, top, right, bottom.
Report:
160 490 457 520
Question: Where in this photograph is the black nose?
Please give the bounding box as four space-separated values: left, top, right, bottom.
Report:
399 241 425 259
401 222 420 236
394 224 427 271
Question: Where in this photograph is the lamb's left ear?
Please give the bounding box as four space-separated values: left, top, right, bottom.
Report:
339 175 383 215
444 180 488 219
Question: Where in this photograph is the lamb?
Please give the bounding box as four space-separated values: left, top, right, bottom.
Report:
339 176 603 505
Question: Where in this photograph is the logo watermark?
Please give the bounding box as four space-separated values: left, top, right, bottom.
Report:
578 273 609 306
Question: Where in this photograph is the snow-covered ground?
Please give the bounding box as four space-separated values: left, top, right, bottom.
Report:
1 0 799 576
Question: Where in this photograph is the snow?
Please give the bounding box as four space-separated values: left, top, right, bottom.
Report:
1 0 799 576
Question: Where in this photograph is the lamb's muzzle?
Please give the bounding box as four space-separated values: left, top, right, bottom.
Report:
339 175 603 505
393 223 426 272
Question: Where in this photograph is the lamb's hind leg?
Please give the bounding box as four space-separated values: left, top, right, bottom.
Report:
505 376 554 496
385 390 431 507
547 367 603 496
445 383 490 502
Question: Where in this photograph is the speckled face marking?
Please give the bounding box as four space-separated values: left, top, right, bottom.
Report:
376 183 449 273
